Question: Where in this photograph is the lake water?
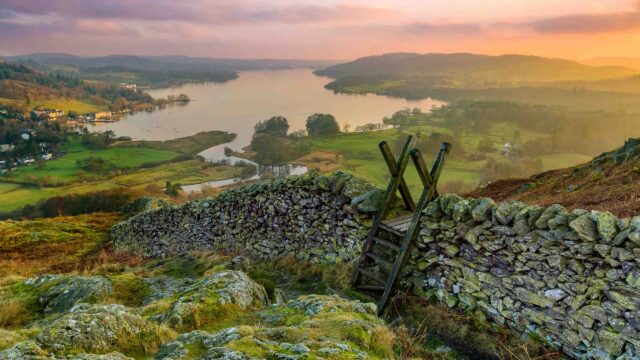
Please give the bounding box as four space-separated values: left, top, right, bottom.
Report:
89 69 445 189
91 69 445 158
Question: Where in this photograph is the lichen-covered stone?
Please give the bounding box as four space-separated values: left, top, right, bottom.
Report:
593 211 618 243
27 275 113 315
155 294 392 360
569 214 600 242
152 270 269 329
36 304 174 357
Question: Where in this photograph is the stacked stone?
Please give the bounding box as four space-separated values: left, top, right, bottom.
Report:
409 194 640 359
111 171 378 262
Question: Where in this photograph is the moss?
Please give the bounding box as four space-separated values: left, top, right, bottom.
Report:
140 297 173 318
183 340 208 359
226 337 270 358
108 273 151 307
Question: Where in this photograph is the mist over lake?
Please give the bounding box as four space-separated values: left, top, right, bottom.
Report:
89 69 445 159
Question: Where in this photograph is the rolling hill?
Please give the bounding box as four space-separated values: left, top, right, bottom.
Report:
315 53 637 84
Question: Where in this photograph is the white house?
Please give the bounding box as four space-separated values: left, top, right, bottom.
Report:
21 133 30 141
41 153 53 160
0 144 15 152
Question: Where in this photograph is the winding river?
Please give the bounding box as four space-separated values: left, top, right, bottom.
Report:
89 69 446 189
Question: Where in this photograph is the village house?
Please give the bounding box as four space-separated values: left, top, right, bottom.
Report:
120 82 137 90
34 109 65 120
94 111 112 119
0 144 16 152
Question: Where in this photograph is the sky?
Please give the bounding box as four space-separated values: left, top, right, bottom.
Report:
1 0 640 60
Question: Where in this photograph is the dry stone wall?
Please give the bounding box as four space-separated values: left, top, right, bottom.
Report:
111 171 380 262
112 173 640 359
404 194 640 359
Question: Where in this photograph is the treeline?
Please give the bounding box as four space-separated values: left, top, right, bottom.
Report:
0 189 139 219
249 114 341 164
432 101 640 156
78 66 238 88
325 75 640 113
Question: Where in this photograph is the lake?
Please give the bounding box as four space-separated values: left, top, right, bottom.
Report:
90 69 445 163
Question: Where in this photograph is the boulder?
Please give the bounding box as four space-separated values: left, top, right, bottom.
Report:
152 271 269 329
36 304 174 357
27 275 112 315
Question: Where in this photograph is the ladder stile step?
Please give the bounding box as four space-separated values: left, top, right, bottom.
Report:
358 269 386 285
352 137 450 316
372 237 400 251
365 252 393 268
377 223 404 237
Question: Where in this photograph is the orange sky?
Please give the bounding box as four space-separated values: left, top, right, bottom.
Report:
1 0 640 60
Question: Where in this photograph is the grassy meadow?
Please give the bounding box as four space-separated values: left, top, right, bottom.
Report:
0 131 243 214
294 121 592 195
3 139 180 186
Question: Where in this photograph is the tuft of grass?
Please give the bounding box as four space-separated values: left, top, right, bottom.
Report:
0 281 42 328
0 298 30 328
0 328 40 351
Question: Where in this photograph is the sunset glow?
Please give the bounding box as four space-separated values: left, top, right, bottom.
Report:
1 0 640 60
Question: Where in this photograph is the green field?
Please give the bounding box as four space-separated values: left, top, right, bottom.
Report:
2 140 180 186
0 130 243 213
295 120 592 194
0 161 249 213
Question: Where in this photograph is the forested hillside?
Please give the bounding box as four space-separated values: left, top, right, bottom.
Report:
0 61 153 111
316 53 636 84
316 53 640 112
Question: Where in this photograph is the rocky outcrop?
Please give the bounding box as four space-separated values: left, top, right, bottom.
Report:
26 275 113 314
35 304 174 356
112 171 379 261
155 294 393 359
407 194 640 359
0 272 393 360
2 304 173 359
151 270 269 329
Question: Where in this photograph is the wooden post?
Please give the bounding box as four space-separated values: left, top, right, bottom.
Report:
351 136 415 286
376 142 451 314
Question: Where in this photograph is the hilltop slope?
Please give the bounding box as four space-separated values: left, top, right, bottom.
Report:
0 61 153 111
316 52 636 83
468 138 640 216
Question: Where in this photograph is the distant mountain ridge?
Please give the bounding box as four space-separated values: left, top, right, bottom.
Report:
3 53 339 73
316 52 637 83
583 57 640 70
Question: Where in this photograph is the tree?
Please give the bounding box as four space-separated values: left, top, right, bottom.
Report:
254 116 289 137
165 181 182 197
250 133 291 164
477 138 495 153
306 113 340 137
